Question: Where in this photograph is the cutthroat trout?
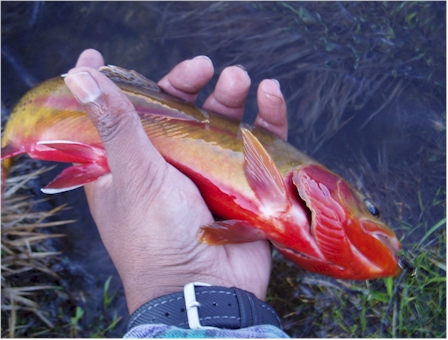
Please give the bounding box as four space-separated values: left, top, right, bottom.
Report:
1 66 401 280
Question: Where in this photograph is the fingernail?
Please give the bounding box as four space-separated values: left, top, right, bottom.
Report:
64 71 102 105
234 64 247 72
194 55 213 65
271 79 281 89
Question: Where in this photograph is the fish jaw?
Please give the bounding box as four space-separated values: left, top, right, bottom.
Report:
291 164 401 279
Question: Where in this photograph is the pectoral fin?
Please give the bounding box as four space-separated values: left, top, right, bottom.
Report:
198 219 266 245
241 128 289 214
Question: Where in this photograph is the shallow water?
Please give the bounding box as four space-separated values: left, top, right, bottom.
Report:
1 2 445 337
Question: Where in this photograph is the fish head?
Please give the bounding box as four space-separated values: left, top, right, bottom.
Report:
282 164 401 280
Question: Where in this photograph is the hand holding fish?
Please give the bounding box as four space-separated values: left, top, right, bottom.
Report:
2 48 402 316
65 49 288 314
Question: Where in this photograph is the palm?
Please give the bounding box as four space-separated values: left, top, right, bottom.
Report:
214 243 272 299
144 164 272 300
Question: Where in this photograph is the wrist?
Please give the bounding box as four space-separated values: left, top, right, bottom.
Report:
124 278 186 314
123 273 226 314
127 282 283 331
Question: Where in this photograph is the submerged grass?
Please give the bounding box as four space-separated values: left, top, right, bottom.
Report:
159 1 445 153
1 162 71 337
1 161 124 337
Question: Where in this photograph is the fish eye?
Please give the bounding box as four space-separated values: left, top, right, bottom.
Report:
364 199 380 217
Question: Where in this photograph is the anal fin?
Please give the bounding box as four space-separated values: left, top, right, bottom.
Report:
198 219 266 245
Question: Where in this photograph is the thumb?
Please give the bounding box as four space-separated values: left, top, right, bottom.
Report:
64 68 166 188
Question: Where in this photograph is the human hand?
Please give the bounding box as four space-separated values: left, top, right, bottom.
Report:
65 49 288 314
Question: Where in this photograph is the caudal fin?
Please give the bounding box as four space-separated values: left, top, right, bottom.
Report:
1 143 24 196
41 162 108 194
1 143 24 160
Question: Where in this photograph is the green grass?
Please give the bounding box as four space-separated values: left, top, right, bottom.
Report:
69 306 85 338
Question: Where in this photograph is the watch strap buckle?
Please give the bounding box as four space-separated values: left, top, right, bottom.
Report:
183 282 219 330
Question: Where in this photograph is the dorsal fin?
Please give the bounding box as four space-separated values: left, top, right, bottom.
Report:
100 65 161 92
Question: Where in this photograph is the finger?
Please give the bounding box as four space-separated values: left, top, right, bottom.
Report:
202 65 250 120
64 67 166 186
75 49 105 69
158 56 214 103
254 79 288 140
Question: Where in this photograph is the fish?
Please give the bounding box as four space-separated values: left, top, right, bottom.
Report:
1 65 401 280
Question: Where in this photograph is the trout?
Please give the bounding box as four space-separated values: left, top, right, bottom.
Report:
1 66 401 280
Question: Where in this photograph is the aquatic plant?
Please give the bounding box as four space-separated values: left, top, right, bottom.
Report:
1 162 71 337
154 1 445 153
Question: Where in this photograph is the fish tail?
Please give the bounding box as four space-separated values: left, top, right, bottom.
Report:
1 143 24 196
1 143 24 160
33 141 110 194
41 162 108 194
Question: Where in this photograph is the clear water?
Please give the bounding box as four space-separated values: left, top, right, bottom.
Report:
2 2 445 337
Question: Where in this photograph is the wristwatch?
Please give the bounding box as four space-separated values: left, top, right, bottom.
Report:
127 282 283 331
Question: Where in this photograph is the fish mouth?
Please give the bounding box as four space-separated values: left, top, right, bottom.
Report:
373 232 401 254
360 218 401 257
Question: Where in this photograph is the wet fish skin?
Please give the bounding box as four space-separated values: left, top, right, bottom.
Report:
1 66 401 280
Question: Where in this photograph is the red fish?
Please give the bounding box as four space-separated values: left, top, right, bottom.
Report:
1 66 401 280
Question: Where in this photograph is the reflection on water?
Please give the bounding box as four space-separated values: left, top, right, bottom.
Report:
1 2 445 337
